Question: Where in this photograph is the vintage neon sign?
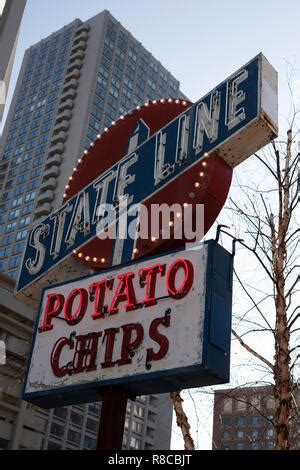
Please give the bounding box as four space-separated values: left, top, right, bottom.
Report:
16 54 277 306
22 242 233 407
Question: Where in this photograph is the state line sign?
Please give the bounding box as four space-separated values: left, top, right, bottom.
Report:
16 53 278 307
23 242 233 408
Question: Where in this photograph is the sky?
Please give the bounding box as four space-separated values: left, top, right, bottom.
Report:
2 0 300 450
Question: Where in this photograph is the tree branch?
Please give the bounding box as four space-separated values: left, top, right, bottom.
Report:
232 329 274 371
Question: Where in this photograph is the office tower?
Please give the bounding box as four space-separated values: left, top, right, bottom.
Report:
0 9 188 449
0 0 27 121
0 9 186 281
212 385 300 450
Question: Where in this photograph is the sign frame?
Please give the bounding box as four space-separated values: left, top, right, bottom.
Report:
22 240 233 408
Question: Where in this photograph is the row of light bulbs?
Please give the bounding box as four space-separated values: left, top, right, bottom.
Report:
67 98 210 264
63 99 188 199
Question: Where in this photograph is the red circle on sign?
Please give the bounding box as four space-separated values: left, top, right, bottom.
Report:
63 99 232 269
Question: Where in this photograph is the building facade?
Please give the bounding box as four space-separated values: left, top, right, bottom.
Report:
0 9 187 449
0 0 27 121
212 385 300 450
0 273 44 449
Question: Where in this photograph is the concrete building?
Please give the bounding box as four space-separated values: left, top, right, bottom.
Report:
212 385 300 450
0 273 44 449
0 0 27 121
0 9 187 449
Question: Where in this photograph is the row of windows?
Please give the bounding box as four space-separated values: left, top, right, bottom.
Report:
222 428 274 439
105 27 178 90
221 441 275 450
4 168 42 190
0 242 25 258
222 415 269 426
24 47 70 83
1 226 29 243
0 255 22 271
1 179 39 205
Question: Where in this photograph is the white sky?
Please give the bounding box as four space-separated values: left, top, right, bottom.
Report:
0 0 6 16
1 0 299 450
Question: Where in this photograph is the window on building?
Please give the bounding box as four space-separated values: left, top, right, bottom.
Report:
67 429 81 445
6 222 17 232
221 443 230 450
251 416 260 426
8 209 20 221
50 422 64 438
86 418 98 432
84 436 96 450
236 442 245 450
47 441 61 450
53 407 68 420
265 441 275 449
1 234 13 245
16 229 28 241
266 428 274 438
221 431 230 439
25 191 36 202
222 417 232 426
12 197 23 208
130 436 141 449
237 430 244 438
236 416 246 426
251 442 259 450
27 180 39 191
131 420 143 434
20 216 31 227
133 404 144 418
8 256 21 269
71 412 83 426
12 242 24 255
0 248 10 258
22 204 33 215
89 403 101 416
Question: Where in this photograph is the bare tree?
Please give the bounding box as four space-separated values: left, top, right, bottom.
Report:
170 391 195 450
219 126 299 449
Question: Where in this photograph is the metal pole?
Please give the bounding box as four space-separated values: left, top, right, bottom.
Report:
96 388 128 450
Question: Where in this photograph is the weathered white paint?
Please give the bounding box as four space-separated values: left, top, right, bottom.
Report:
25 246 208 394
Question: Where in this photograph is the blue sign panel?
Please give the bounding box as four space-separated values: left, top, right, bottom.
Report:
16 54 277 294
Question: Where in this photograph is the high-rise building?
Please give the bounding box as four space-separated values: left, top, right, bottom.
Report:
0 9 188 450
212 385 300 450
0 9 186 281
0 0 27 121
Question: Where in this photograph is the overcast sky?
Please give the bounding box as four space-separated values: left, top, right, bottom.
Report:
2 0 300 450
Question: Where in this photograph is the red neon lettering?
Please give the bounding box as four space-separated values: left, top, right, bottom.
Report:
50 336 74 377
146 315 171 362
139 263 166 307
108 272 137 314
73 332 102 373
167 259 194 298
64 288 88 325
117 323 144 366
38 293 65 332
90 279 112 319
101 327 120 368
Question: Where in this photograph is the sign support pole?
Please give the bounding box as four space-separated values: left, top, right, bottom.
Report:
96 388 130 450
